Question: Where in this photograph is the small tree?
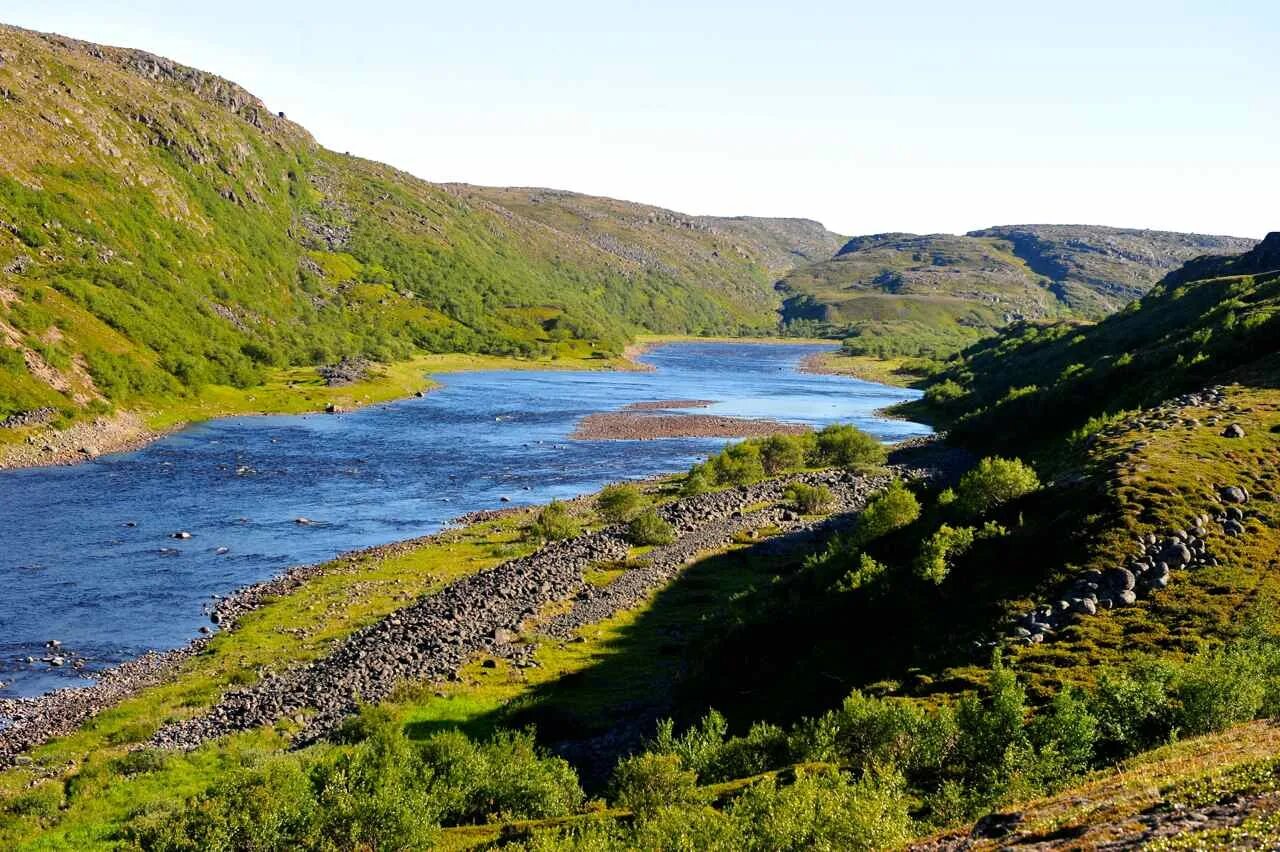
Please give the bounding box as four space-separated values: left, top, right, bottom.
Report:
628 509 676 546
954 457 1040 518
597 482 647 524
785 482 834 515
815 424 886 471
528 500 579 543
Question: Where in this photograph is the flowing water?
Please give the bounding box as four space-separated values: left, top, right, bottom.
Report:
0 342 928 696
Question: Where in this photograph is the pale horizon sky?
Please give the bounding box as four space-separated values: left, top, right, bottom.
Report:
3 1 1277 238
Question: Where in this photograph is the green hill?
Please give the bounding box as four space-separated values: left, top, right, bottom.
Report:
0 24 841 431
778 225 1257 358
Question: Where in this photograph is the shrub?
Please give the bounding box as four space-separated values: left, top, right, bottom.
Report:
814 424 886 470
596 483 647 524
709 442 766 485
627 509 676 546
610 753 702 818
832 552 889 594
953 457 1041 518
728 767 912 852
851 480 920 546
1088 663 1177 758
1028 688 1098 785
527 500 579 543
785 482 834 514
760 433 812 475
914 524 975 584
419 729 585 823
681 464 714 496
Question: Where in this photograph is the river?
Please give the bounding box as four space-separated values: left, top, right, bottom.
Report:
0 342 927 697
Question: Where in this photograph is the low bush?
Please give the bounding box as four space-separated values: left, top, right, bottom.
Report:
953 457 1040 518
527 500 579 543
813 424 886 471
785 482 834 514
610 753 702 819
596 483 647 524
627 509 676 546
759 433 814 475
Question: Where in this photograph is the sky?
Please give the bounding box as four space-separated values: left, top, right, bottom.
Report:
2 1 1277 238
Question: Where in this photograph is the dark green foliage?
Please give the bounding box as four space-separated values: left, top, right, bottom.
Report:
627 509 676 546
596 483 647 524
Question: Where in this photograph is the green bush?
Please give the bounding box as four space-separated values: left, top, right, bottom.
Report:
953 457 1041 518
759 433 813 475
627 509 676 546
709 442 766 486
596 483 647 524
814 424 886 471
610 753 703 819
681 465 714 496
851 480 920 546
419 729 585 823
527 500 580 543
785 482 834 515
728 767 913 852
832 553 890 594
913 524 976 584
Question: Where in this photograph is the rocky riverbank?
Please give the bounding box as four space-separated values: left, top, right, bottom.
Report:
0 410 161 470
149 445 958 752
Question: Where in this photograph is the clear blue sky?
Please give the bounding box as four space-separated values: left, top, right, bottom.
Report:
3 1 1276 237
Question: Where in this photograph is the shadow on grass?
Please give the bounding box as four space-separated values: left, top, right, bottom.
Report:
413 484 1102 784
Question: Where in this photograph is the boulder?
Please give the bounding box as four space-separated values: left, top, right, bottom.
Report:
1222 423 1246 438
1220 485 1249 504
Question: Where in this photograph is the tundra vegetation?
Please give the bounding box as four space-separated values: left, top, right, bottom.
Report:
3 23 1280 852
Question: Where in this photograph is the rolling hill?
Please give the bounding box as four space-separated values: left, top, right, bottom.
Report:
778 225 1257 357
0 23 844 432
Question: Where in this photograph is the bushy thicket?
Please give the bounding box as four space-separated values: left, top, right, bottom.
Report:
121 719 582 850
682 425 884 495
785 482 834 514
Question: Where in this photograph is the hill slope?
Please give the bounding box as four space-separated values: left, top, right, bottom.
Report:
0 24 839 430
778 225 1257 357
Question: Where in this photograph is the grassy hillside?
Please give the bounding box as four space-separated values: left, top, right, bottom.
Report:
779 226 1256 359
0 24 839 433
4 238 1280 848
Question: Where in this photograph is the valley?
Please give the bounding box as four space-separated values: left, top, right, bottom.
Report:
1 17 1278 852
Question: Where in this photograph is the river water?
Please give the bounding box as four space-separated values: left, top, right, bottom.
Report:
0 342 927 697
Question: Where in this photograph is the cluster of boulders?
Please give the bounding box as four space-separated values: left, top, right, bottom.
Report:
1007 384 1259 646
318 356 371 387
0 407 55 430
